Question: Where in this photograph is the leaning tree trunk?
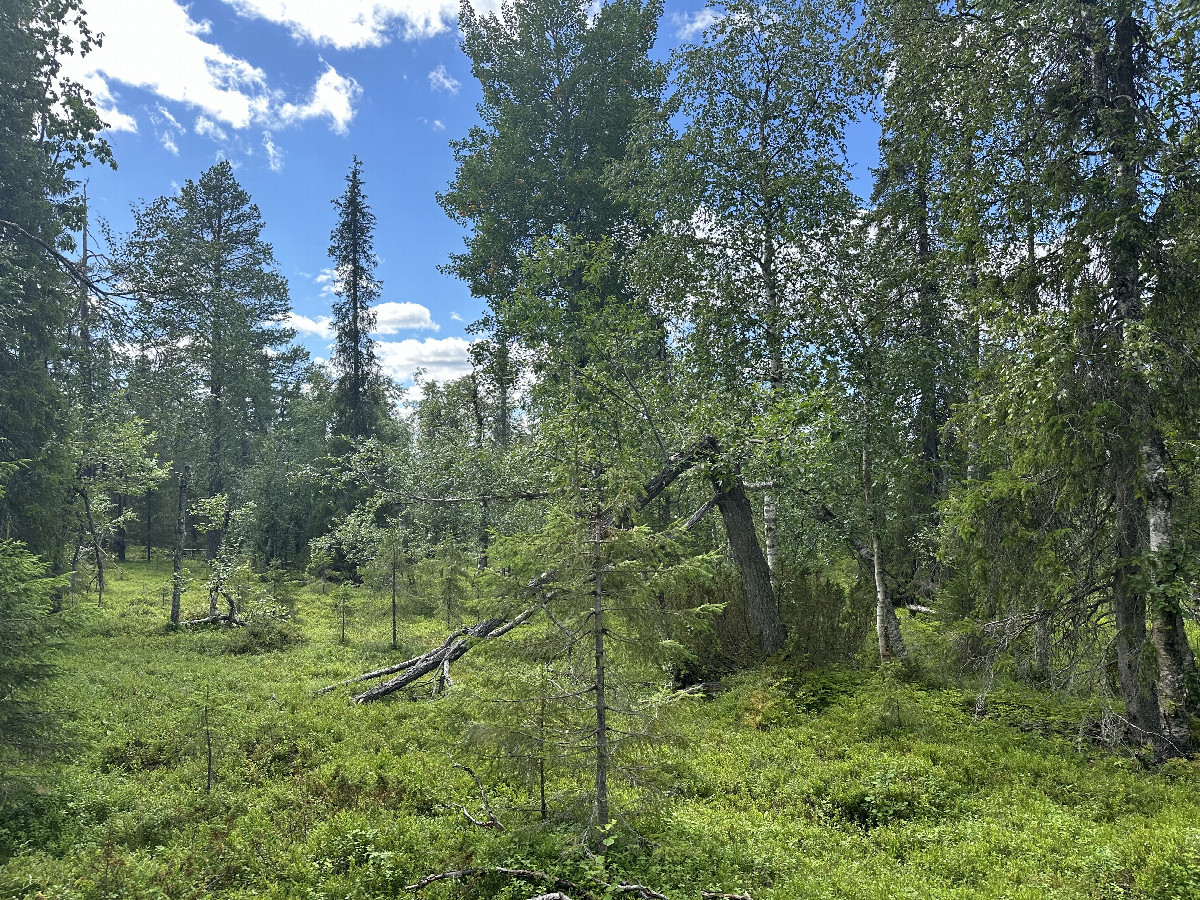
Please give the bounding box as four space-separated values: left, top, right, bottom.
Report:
711 472 785 655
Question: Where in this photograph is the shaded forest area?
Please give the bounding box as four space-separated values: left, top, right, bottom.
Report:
3 0 1200 895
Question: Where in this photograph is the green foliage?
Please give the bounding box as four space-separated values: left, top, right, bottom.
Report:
2 559 1200 898
115 160 304 522
0 540 69 780
0 0 111 562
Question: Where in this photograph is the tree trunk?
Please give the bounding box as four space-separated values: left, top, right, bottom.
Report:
1034 605 1051 678
1099 10 1173 748
114 494 127 562
172 466 190 626
1112 468 1161 741
863 445 906 663
763 491 779 588
80 487 104 604
391 554 398 650
711 472 785 654
592 518 609 831
1143 432 1199 753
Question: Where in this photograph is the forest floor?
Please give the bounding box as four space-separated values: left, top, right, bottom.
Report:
1 557 1199 900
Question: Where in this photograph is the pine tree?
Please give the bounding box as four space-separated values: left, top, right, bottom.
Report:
329 157 388 442
118 161 299 558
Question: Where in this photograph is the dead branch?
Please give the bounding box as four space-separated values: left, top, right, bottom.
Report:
613 884 670 899
446 762 506 831
405 867 581 895
0 218 131 304
179 613 245 627
701 892 754 900
315 649 440 695
634 436 719 514
679 495 718 533
351 615 506 703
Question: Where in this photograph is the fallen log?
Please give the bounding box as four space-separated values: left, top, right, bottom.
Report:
323 436 731 703
340 601 546 704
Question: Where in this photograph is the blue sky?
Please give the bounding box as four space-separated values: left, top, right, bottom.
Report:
66 0 879 394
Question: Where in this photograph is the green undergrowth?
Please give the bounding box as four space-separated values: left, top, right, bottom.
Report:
1 558 1198 900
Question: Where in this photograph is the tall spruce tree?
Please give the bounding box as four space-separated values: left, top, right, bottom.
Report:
329 157 388 442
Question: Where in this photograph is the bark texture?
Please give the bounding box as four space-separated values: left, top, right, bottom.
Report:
711 472 785 655
1143 433 1199 754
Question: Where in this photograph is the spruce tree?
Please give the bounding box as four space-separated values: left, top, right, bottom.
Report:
0 0 110 562
329 157 388 442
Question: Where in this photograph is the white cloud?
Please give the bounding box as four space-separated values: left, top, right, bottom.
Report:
262 131 284 171
284 311 333 339
195 115 229 142
433 119 445 131
672 8 722 40
156 105 182 131
57 0 363 146
220 0 459 47
73 69 139 132
376 337 472 383
449 311 464 322
150 105 182 153
428 63 460 95
372 302 439 334
314 267 337 296
278 64 361 134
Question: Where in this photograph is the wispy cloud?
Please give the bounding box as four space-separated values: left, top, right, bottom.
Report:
195 115 229 142
428 63 460 95
221 0 460 48
672 8 722 40
150 105 182 153
262 131 284 171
